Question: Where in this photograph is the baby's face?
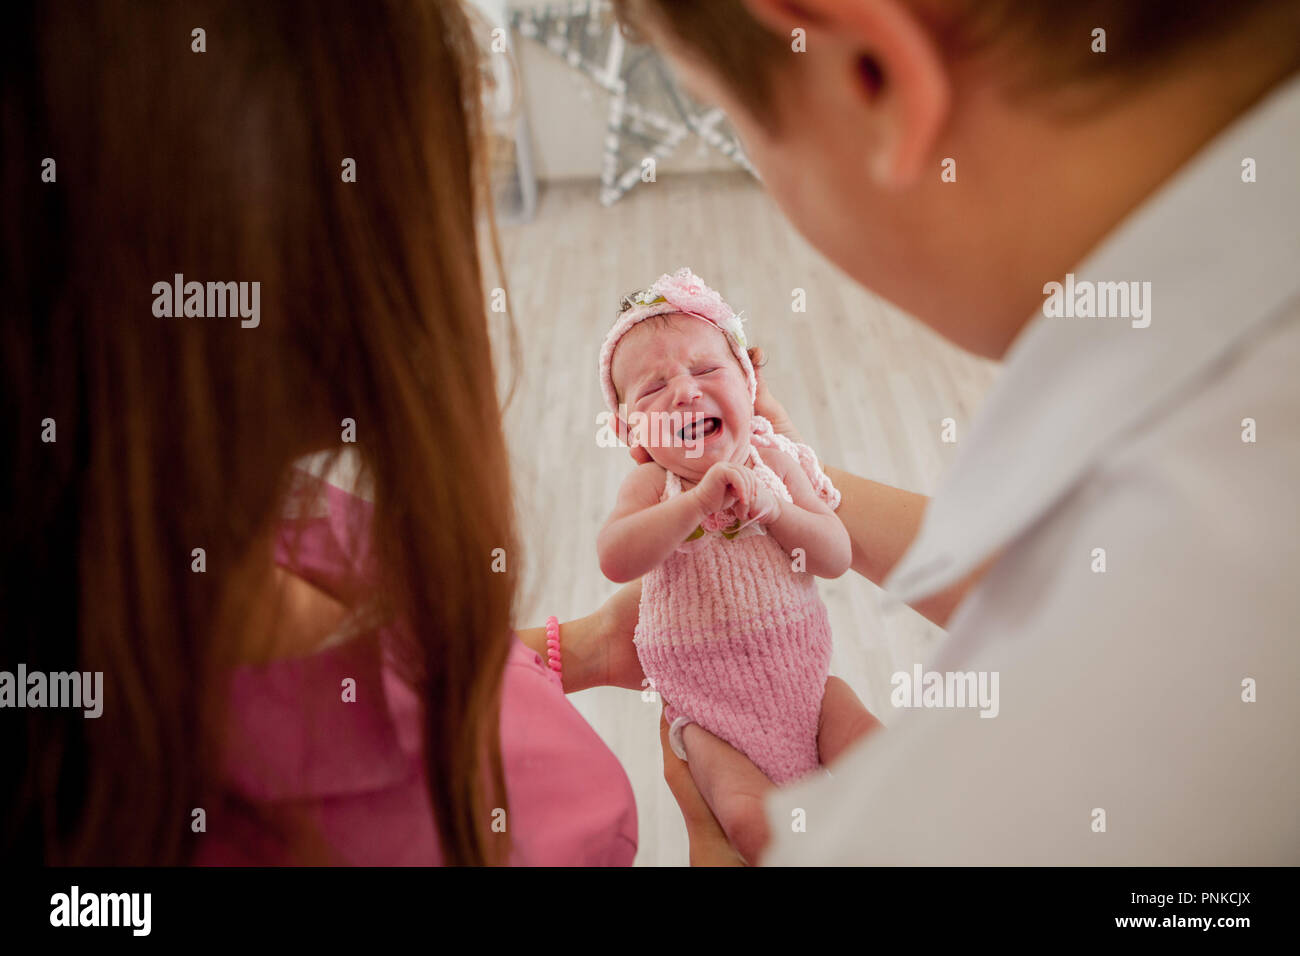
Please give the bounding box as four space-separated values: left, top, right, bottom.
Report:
611 314 752 482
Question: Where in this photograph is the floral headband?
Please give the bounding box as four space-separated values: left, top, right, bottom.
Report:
599 267 756 417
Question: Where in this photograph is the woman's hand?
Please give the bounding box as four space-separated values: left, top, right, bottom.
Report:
659 710 745 866
594 579 648 690
517 580 646 691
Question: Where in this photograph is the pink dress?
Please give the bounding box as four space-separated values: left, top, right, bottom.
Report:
195 479 637 866
634 443 836 785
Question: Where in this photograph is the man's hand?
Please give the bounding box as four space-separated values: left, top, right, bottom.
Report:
659 710 745 866
747 345 804 445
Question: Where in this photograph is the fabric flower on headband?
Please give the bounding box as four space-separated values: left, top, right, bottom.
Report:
641 269 747 349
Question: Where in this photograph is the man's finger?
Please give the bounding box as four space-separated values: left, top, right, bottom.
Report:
750 346 772 389
659 710 702 806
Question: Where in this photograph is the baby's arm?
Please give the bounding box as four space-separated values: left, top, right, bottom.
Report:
758 447 852 578
597 463 706 583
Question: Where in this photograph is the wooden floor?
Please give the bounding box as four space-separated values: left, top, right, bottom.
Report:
490 171 999 865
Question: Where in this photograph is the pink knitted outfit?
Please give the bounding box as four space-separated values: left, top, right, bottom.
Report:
633 423 838 785
603 268 843 785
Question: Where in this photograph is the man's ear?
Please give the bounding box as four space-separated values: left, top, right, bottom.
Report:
740 0 950 188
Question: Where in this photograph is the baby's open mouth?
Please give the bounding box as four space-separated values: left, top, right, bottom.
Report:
679 417 722 442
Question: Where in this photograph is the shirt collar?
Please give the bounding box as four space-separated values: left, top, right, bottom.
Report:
886 70 1300 604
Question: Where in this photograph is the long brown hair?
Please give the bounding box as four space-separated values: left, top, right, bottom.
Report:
2 0 518 865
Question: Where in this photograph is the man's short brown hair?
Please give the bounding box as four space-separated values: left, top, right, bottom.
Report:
614 0 1300 123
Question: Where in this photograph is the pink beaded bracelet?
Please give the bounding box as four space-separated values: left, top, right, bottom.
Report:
545 615 562 680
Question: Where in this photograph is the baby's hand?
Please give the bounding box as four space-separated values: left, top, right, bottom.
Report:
747 483 782 526
691 462 751 520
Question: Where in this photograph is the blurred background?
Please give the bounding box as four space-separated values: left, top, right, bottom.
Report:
476 0 1000 864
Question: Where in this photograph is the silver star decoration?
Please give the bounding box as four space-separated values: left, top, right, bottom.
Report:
509 0 757 206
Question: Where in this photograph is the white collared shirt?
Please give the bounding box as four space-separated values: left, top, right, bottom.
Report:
763 71 1300 864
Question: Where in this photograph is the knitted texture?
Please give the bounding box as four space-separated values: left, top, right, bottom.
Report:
750 415 840 511
634 446 834 785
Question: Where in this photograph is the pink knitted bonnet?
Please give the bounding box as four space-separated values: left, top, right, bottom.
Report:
599 267 756 418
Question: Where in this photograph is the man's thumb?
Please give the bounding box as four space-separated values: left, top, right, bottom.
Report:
748 346 769 389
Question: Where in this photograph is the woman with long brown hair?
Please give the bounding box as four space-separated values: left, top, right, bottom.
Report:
2 0 639 865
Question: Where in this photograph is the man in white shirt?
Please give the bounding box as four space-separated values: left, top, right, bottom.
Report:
763 69 1300 864
615 0 1300 863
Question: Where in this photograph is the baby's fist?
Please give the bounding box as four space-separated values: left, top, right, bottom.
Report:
691 462 743 520
748 483 782 526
